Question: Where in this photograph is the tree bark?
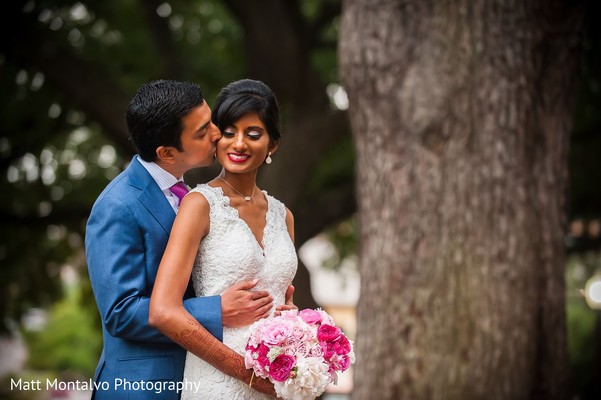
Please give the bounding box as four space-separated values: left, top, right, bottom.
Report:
340 1 584 399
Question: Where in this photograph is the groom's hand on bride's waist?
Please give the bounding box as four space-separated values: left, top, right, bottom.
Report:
221 279 273 327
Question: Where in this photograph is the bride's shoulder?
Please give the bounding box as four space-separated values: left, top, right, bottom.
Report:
188 184 235 217
264 191 292 220
189 183 218 202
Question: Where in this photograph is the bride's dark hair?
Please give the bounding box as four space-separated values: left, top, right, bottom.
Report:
212 79 281 144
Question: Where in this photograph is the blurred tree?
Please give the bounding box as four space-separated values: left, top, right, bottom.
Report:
0 0 352 331
565 253 601 399
340 0 588 399
23 279 102 376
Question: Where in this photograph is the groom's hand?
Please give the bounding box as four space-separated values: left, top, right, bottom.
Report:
221 279 273 328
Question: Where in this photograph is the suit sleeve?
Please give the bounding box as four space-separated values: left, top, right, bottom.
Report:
86 194 224 343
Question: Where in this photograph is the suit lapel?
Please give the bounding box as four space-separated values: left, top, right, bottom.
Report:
127 156 176 235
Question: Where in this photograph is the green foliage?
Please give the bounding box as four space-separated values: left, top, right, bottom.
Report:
305 137 354 196
22 282 102 377
0 0 251 331
565 253 601 397
0 116 124 332
321 217 357 271
566 300 597 391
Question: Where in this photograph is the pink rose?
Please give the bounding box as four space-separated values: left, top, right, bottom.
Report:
244 349 256 369
334 334 351 355
280 309 299 320
290 324 310 342
299 309 323 324
263 321 292 346
309 343 324 358
317 324 342 342
269 354 296 382
247 323 263 347
318 309 335 325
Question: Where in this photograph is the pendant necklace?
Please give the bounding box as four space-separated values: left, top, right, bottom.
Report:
218 177 256 202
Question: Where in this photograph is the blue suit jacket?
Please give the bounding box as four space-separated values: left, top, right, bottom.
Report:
85 156 222 399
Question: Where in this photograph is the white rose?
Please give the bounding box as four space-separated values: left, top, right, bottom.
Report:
275 356 330 400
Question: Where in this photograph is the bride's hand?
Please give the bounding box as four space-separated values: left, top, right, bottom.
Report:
275 284 297 316
250 376 277 397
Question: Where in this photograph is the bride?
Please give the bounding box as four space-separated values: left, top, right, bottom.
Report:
149 79 297 398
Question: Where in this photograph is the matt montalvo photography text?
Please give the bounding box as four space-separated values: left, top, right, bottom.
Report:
10 377 204 394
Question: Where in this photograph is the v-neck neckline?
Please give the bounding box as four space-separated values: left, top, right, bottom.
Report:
210 185 269 254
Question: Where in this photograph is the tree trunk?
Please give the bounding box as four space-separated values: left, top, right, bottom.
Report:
339 1 584 399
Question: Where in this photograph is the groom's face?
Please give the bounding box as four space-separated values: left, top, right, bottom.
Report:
175 102 220 171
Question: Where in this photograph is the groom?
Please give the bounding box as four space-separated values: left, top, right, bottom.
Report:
85 80 275 399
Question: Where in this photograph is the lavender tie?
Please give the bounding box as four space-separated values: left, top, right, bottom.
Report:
169 182 189 206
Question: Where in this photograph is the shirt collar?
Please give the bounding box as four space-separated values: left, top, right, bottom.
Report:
136 157 183 191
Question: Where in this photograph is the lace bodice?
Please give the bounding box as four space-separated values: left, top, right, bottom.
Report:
182 184 298 399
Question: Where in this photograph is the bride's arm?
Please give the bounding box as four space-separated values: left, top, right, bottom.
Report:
149 192 275 396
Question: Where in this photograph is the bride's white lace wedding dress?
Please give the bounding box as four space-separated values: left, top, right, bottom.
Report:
181 184 298 399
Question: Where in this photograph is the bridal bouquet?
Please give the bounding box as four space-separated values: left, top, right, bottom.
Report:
244 308 355 400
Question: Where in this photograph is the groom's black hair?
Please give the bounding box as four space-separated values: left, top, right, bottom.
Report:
212 79 281 144
126 79 205 162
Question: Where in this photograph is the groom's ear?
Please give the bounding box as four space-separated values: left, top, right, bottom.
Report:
156 146 177 164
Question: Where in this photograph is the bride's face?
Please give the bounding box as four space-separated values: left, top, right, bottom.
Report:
216 112 277 174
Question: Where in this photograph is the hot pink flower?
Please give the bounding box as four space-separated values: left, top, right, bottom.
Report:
320 340 336 360
334 334 351 355
330 354 351 372
339 355 351 372
317 324 342 342
256 343 271 369
269 354 296 382
334 354 351 372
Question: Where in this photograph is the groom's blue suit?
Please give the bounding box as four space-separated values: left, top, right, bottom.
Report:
85 156 222 399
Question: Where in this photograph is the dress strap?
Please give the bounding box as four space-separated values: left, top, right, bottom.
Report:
264 192 286 221
189 184 216 206
263 192 289 251
189 184 241 222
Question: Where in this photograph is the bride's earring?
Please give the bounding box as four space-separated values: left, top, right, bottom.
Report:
265 152 272 165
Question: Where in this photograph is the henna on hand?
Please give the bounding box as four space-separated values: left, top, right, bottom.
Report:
168 313 275 396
